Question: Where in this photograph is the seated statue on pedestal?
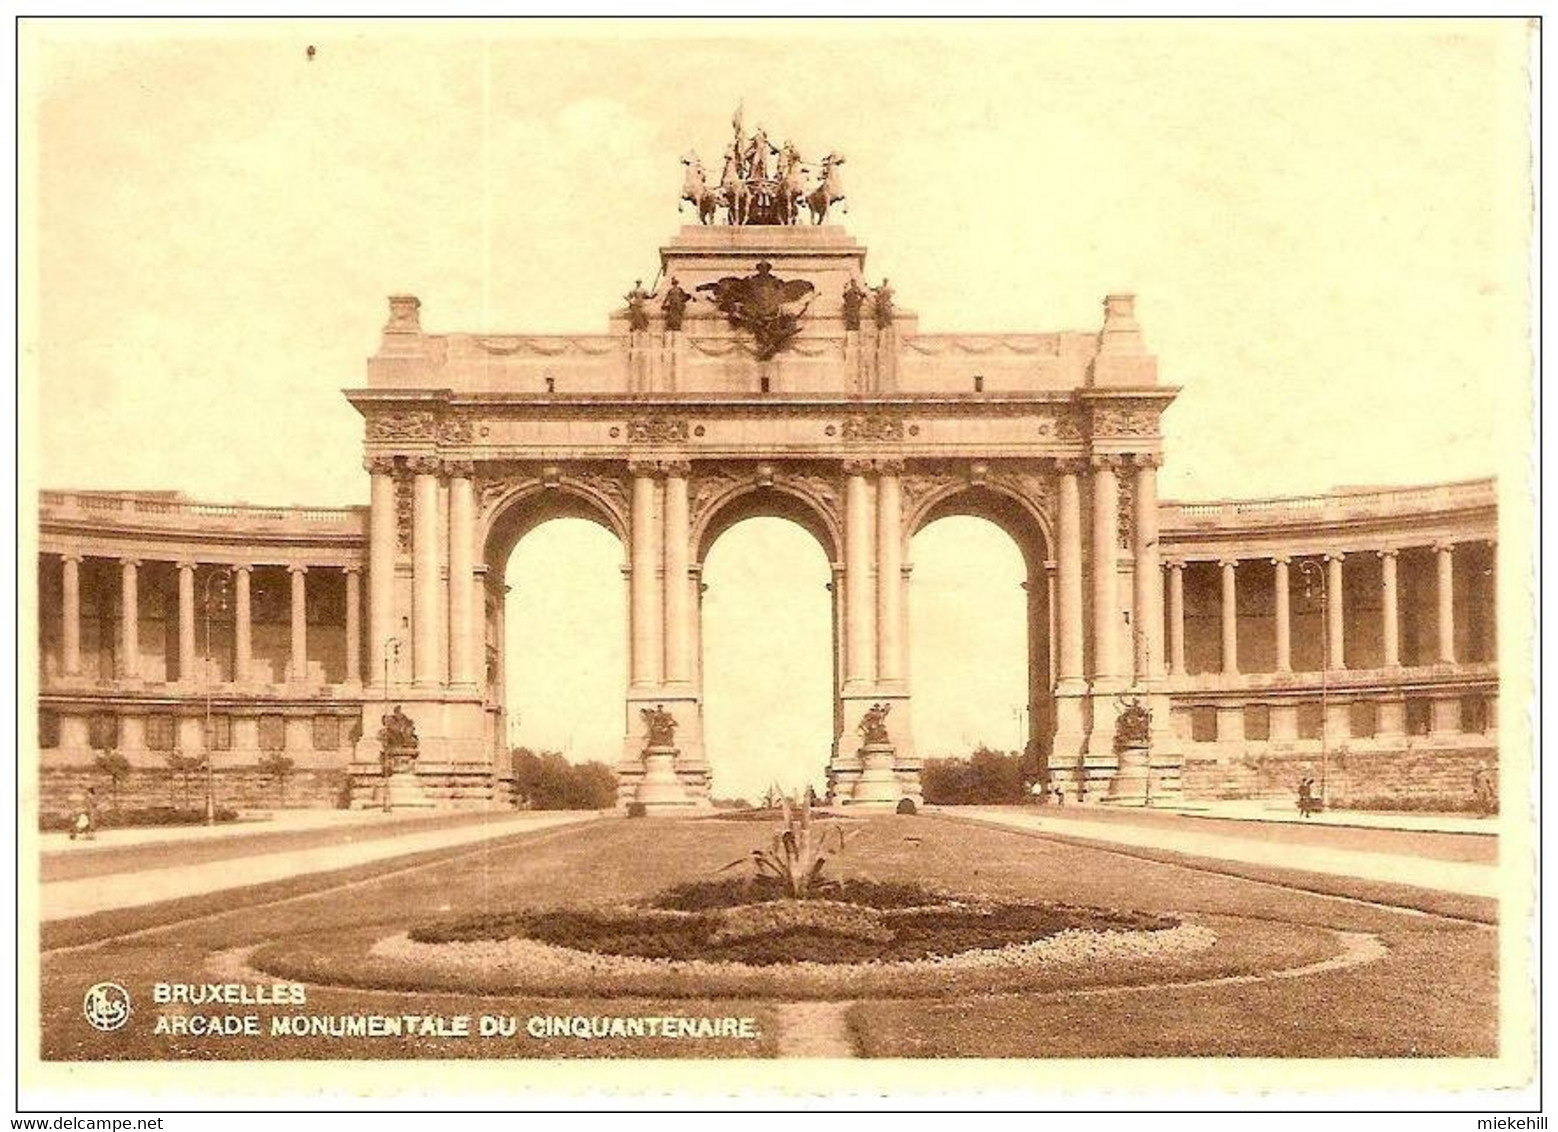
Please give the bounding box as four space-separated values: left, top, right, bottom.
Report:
641 704 678 750
378 705 419 770
858 702 893 747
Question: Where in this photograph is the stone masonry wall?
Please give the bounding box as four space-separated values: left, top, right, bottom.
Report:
1181 742 1497 810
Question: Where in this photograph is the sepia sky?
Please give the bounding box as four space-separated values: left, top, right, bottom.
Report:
24 21 1532 798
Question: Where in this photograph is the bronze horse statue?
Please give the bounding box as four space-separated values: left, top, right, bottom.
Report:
719 143 750 226
805 152 847 225
679 151 720 225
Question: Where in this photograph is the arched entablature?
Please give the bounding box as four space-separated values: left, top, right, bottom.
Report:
691 472 843 566
904 474 1054 576
479 468 630 570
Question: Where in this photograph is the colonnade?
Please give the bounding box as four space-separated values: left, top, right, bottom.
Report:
1162 540 1493 677
49 553 361 687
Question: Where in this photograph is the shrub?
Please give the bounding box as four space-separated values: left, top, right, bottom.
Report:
259 751 296 806
921 746 1029 805
510 748 618 810
92 750 131 810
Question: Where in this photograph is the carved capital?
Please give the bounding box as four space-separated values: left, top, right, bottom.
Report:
1270 554 1292 566
232 564 254 577
287 564 309 576
1217 557 1239 570
1089 453 1126 472
175 559 197 573
344 565 363 577
119 557 141 569
876 457 906 476
1164 558 1186 571
1127 452 1163 469
1376 548 1399 561
406 455 443 476
1054 456 1089 477
59 552 84 565
1323 551 1347 564
444 459 476 479
364 455 398 476
842 457 877 477
662 459 693 478
627 459 664 478
1433 539 1457 555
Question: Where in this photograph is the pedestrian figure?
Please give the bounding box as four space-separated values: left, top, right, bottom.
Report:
1053 784 1066 806
1471 763 1497 817
1297 777 1321 818
70 788 97 841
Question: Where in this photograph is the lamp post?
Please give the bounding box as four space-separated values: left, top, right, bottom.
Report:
1296 558 1328 805
201 568 233 826
381 635 401 813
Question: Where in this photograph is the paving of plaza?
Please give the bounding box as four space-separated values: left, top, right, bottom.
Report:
944 805 1498 897
38 810 599 922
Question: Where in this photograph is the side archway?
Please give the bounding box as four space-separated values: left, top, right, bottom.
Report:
480 476 630 797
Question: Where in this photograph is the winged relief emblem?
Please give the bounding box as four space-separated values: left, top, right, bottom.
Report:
696 261 815 360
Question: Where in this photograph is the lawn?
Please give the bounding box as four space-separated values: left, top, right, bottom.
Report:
39 812 1497 1060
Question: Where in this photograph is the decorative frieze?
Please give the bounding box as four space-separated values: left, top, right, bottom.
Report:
366 410 439 443
1090 405 1159 438
626 417 690 444
841 412 905 443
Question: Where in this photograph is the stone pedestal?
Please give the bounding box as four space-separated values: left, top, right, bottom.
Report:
844 742 901 810
1104 741 1151 804
633 744 700 814
380 747 434 810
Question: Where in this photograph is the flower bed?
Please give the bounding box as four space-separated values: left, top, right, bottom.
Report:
409 893 1175 967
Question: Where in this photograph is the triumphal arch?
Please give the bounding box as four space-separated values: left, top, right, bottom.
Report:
349 120 1177 811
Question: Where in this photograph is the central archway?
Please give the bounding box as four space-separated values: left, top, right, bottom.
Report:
694 481 842 804
700 518 834 803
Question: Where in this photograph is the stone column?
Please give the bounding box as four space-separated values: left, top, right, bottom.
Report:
1051 460 1087 761
61 553 82 676
365 456 398 686
1089 455 1120 682
344 567 362 685
233 565 252 684
876 459 905 683
176 561 197 684
1272 555 1292 673
1165 560 1186 676
1056 462 1085 682
843 460 876 685
410 456 442 686
288 565 308 685
1435 541 1456 664
1219 558 1239 675
629 462 662 687
1130 454 1163 681
1379 549 1400 669
446 462 477 687
118 557 139 681
1326 552 1346 670
662 461 692 685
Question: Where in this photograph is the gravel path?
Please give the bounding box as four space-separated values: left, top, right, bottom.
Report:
773 1001 857 1058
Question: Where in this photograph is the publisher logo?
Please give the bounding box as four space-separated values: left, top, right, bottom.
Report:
83 982 131 1031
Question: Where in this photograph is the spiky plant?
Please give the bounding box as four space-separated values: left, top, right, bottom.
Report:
721 788 854 899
